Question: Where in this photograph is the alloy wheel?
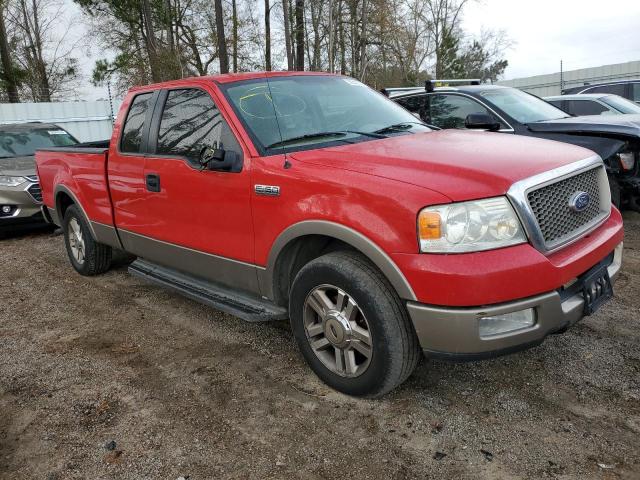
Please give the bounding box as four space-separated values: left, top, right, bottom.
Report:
303 284 372 377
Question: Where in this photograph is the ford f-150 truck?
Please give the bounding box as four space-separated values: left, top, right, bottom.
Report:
36 72 624 397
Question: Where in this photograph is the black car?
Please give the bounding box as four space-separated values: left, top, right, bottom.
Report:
562 79 640 104
385 80 640 210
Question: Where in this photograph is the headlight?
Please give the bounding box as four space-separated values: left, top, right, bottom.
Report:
617 152 635 171
0 176 27 187
418 197 527 253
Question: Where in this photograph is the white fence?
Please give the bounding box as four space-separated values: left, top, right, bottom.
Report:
0 100 122 142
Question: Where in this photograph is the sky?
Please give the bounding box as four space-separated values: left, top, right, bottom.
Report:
462 0 640 79
65 0 640 101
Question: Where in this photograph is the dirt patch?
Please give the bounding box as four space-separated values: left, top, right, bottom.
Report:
1 213 639 479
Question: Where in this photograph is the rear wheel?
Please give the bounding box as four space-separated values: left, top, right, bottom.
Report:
289 251 420 398
63 205 112 276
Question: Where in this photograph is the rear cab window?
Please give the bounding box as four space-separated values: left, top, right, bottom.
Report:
120 92 153 153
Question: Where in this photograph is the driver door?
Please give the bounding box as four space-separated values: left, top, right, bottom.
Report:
132 86 256 290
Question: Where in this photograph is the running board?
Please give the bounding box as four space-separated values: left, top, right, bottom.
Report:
128 259 288 322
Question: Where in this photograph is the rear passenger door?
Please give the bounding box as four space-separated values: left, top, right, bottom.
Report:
108 90 158 235
133 87 257 291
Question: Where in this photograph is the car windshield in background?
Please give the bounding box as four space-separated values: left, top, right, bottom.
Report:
602 95 640 114
479 88 569 123
222 75 430 153
0 128 76 158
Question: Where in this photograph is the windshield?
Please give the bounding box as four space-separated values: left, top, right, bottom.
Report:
221 75 430 153
479 88 569 123
601 95 640 114
0 127 77 158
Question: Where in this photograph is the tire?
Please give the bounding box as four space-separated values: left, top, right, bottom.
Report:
63 205 112 276
289 251 420 398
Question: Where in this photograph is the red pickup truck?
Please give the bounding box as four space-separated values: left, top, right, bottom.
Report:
36 72 624 397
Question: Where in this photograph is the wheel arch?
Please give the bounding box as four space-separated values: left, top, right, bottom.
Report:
261 220 417 306
54 185 98 240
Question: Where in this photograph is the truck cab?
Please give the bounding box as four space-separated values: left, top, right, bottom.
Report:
36 72 624 397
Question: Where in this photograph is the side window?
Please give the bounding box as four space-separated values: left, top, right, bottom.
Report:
120 93 153 153
585 84 626 97
632 84 640 103
156 89 241 163
396 95 426 115
429 94 496 129
565 100 609 116
547 100 564 110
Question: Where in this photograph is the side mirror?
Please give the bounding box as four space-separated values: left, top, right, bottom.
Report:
464 113 501 131
199 146 234 171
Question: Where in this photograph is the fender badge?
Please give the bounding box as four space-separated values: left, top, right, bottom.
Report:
255 185 280 196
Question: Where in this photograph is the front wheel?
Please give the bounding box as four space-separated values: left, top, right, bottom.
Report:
289 251 420 398
63 205 112 276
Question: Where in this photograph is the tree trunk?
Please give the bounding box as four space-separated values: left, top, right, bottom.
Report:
358 0 368 80
264 0 271 71
294 0 304 71
338 0 345 74
282 0 293 70
232 0 238 72
0 3 19 102
141 0 162 82
214 0 229 73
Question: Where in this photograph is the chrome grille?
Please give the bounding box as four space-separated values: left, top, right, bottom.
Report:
24 175 38 182
27 183 42 203
526 166 604 249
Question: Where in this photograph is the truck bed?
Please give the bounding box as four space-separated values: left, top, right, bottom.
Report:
36 143 115 227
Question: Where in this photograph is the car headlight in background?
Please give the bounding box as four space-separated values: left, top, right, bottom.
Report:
418 197 527 253
0 176 27 187
617 151 636 171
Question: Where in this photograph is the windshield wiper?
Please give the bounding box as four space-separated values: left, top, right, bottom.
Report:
373 122 425 134
266 130 386 149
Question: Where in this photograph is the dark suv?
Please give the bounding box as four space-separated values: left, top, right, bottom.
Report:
562 79 640 104
386 80 640 210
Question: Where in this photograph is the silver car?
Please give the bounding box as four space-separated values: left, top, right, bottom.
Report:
0 122 77 234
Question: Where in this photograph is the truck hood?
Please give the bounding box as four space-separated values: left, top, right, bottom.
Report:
528 114 640 140
289 130 597 202
0 155 36 177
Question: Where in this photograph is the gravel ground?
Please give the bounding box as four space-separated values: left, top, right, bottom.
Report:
1 213 639 480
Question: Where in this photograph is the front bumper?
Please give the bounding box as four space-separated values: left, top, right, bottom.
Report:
0 181 45 230
407 242 623 360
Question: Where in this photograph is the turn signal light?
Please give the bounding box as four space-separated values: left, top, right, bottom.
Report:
418 211 441 240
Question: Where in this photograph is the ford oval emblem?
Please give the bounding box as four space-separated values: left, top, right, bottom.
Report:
569 191 591 212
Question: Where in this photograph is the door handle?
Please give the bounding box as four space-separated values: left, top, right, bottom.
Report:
145 173 161 192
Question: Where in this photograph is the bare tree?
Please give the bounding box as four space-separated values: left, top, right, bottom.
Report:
232 0 238 72
294 0 304 70
423 0 471 78
214 0 228 73
281 0 293 70
264 0 271 70
0 0 20 102
7 0 79 101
